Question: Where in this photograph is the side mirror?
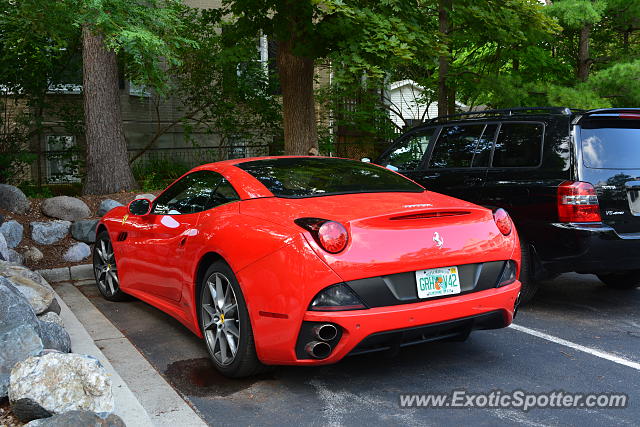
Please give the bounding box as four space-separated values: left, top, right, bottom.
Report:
128 198 152 216
361 157 371 163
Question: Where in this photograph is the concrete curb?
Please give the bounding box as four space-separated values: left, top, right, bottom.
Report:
55 282 208 427
38 263 93 283
54 288 154 426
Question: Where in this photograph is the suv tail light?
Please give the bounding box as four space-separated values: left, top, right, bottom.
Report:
557 181 602 223
295 218 349 254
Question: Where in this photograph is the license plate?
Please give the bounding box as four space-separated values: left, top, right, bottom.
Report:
415 266 461 299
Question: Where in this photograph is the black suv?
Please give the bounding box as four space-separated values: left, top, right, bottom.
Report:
375 107 640 302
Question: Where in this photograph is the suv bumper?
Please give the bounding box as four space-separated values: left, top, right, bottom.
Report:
537 223 640 274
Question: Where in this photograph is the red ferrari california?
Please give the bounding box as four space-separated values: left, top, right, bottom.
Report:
94 157 521 377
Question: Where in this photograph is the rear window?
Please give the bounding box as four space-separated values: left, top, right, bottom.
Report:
492 123 544 167
237 157 424 198
581 119 640 169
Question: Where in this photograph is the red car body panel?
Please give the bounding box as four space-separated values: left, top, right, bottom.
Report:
98 157 521 365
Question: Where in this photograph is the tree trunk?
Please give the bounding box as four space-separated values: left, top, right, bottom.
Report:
438 0 452 118
277 38 318 155
82 26 137 194
577 24 591 82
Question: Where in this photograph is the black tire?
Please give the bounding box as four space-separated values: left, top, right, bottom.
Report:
597 271 640 289
518 240 540 304
199 260 265 378
93 231 127 302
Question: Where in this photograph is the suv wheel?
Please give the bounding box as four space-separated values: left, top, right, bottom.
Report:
518 240 539 304
596 271 640 289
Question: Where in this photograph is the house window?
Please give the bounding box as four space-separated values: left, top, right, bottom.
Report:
129 81 151 97
228 136 246 160
46 136 80 183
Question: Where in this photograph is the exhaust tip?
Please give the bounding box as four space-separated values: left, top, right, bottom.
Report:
312 324 338 341
305 341 332 359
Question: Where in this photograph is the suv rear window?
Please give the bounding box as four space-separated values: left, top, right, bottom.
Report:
237 157 424 198
581 119 640 169
492 123 544 167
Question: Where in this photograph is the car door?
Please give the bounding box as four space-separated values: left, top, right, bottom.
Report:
481 122 546 234
375 127 436 183
414 123 496 203
125 171 228 301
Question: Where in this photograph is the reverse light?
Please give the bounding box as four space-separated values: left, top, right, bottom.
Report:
557 181 602 223
497 260 517 287
309 284 366 311
493 208 513 236
295 218 349 254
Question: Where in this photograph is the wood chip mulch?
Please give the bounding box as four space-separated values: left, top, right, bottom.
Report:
0 400 23 427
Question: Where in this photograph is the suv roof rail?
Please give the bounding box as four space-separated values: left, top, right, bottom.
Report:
424 107 576 125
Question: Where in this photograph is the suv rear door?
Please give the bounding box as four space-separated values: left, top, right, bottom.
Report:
578 116 640 234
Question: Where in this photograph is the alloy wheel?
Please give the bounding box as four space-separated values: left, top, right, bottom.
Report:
94 238 120 296
202 272 241 366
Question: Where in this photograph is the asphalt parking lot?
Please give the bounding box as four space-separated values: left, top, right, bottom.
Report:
78 273 639 426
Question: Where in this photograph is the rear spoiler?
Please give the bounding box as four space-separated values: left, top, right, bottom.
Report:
573 108 640 124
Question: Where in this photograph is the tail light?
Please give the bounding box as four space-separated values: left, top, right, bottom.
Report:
295 218 349 253
557 181 602 223
493 208 513 236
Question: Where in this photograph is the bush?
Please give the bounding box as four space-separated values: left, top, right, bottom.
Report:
131 156 191 191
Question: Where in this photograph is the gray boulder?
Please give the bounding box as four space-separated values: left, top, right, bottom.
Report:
63 243 91 262
41 196 90 221
23 246 44 264
0 261 54 293
44 298 61 315
70 220 99 243
31 221 71 245
38 320 71 353
1 220 23 248
97 199 123 217
0 276 44 398
38 311 64 328
7 248 24 265
0 184 31 214
0 232 8 261
4 273 54 314
9 353 114 420
0 324 44 400
25 410 126 427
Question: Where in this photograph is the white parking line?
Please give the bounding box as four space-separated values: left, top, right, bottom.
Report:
510 323 640 371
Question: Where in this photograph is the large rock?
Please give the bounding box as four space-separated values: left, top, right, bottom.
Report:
31 221 71 245
25 410 126 427
0 324 44 400
23 246 44 264
70 220 99 243
41 197 90 221
0 232 8 261
38 321 71 353
97 199 123 217
38 311 64 328
0 276 43 398
63 243 91 262
8 353 114 421
0 184 31 214
4 273 54 314
0 261 54 293
7 248 24 265
0 220 23 248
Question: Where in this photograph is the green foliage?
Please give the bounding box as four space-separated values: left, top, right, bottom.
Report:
546 0 607 29
18 181 54 198
131 156 191 191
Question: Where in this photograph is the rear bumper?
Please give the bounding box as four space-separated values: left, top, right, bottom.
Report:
262 281 520 365
536 223 640 274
